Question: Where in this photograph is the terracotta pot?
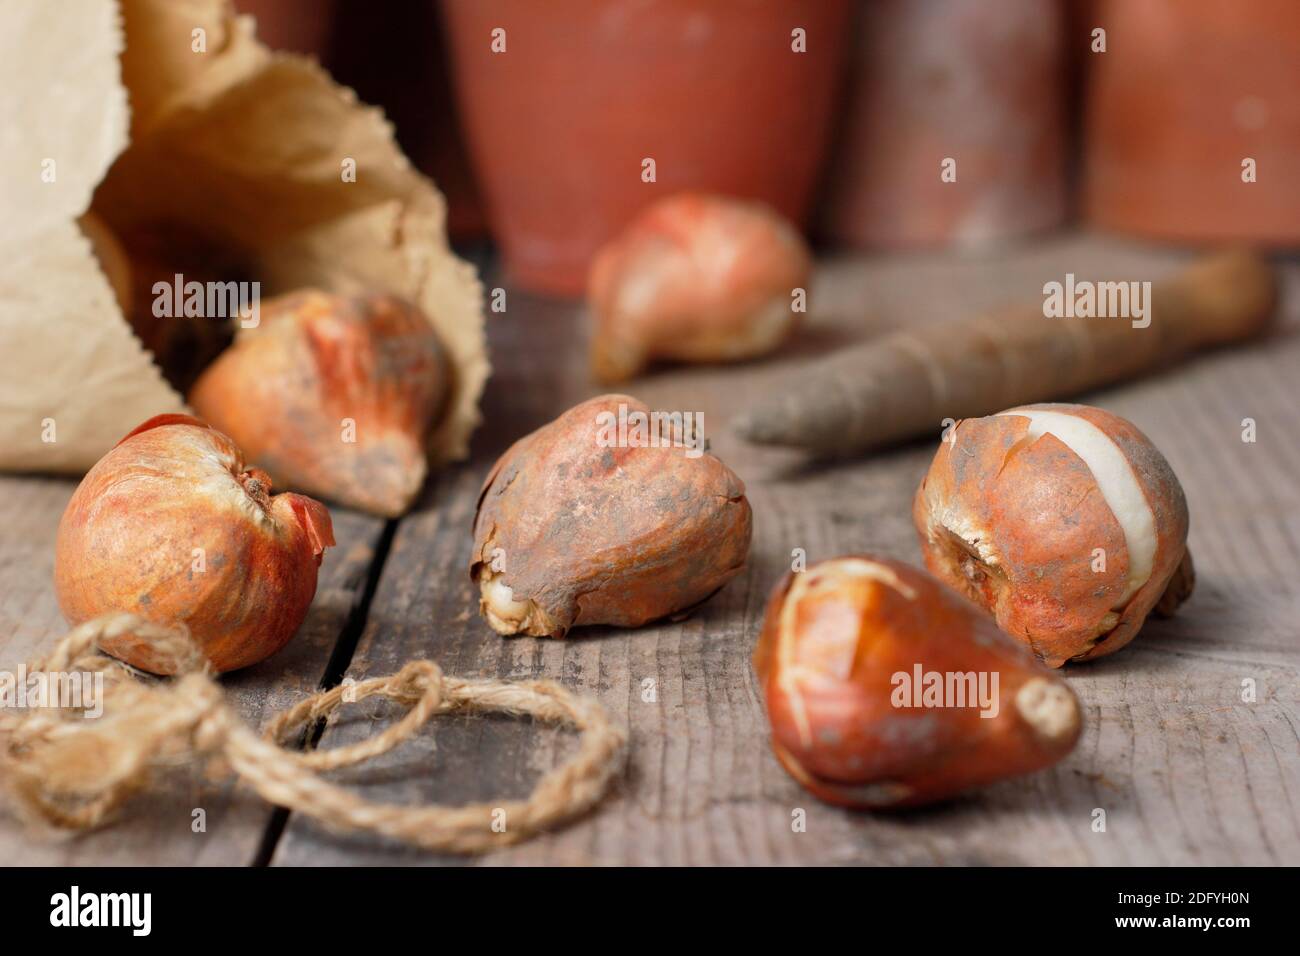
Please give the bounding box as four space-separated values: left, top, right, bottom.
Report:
820 0 1068 247
328 3 487 239
1084 0 1300 245
232 0 338 61
440 0 852 296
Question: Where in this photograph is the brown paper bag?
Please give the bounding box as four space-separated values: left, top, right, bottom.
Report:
0 0 488 474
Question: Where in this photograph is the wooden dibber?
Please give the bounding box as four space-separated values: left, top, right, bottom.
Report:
733 250 1278 456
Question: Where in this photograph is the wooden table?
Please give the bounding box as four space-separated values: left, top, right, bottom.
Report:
2 235 1297 865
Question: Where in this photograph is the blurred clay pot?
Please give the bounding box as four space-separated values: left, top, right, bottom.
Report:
821 0 1067 247
1084 0 1300 245
441 0 851 296
327 2 487 239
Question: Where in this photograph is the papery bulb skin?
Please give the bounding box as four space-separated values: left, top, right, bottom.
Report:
588 194 811 383
190 291 448 517
914 403 1192 666
471 394 752 637
55 414 335 674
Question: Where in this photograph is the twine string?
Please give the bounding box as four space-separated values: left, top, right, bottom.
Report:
0 614 625 854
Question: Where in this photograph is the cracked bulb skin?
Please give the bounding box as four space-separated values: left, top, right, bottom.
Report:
471 394 752 637
54 415 334 674
588 193 811 383
914 403 1192 667
754 557 1081 809
190 290 449 518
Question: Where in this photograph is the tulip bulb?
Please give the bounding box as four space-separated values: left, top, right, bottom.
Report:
55 414 334 674
913 403 1192 666
754 556 1082 809
588 193 812 383
471 394 752 637
190 290 448 517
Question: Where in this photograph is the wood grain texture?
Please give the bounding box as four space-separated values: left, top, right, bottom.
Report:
274 235 1299 866
0 473 387 865
1 236 1294 865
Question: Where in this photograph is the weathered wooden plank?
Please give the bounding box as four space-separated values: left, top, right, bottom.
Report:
0 474 387 865
276 237 1296 864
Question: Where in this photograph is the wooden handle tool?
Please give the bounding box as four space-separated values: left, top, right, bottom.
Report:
732 250 1278 456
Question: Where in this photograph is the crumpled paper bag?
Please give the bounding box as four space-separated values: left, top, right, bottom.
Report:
0 0 488 474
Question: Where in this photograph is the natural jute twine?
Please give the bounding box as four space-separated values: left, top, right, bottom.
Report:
0 614 626 853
